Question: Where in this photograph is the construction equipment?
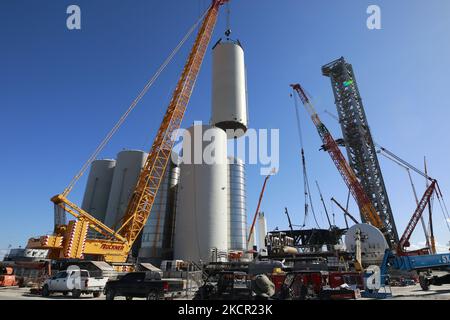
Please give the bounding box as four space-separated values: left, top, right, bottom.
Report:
424 158 436 254
284 208 303 233
381 249 450 291
284 208 295 232
315 181 332 229
397 180 439 255
0 266 19 287
331 197 359 227
322 58 399 246
247 169 276 247
27 0 229 264
194 271 255 300
290 91 320 229
290 84 386 241
377 146 431 252
377 146 446 255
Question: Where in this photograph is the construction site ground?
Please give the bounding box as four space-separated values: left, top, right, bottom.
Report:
0 285 449 300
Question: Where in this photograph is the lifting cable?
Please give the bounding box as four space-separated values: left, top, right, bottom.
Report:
62 7 210 197
437 195 450 233
291 91 320 229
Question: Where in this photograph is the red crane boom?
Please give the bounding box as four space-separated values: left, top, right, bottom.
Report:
291 84 386 238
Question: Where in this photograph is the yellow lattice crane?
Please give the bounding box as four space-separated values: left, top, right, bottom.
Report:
27 0 229 264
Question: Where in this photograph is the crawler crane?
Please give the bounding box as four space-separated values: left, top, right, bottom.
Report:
27 1 229 264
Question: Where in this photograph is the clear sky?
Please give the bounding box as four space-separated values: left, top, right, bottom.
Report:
1 0 449 255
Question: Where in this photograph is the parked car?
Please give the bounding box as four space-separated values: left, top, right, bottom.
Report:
42 268 108 298
104 271 180 300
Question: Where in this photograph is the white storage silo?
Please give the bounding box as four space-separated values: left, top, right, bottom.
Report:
81 159 116 224
258 212 268 252
104 150 148 229
211 40 248 138
228 157 247 251
139 155 180 265
174 125 228 263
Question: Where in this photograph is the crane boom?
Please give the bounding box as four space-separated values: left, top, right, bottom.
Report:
116 1 224 244
316 181 332 228
378 146 433 181
247 171 274 246
290 84 388 243
398 180 437 252
29 0 228 263
284 208 294 232
331 197 360 226
377 147 432 251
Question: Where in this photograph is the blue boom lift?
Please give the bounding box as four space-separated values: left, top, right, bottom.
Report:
381 249 450 291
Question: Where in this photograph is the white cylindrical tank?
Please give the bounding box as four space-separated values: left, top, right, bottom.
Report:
248 226 256 251
257 212 268 252
174 125 228 263
104 150 148 229
344 223 389 266
139 154 180 265
228 157 247 251
211 40 248 138
81 159 116 223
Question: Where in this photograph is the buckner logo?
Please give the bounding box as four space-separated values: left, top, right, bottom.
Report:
101 244 125 251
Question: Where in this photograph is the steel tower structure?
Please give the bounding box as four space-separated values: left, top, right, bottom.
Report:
322 57 399 246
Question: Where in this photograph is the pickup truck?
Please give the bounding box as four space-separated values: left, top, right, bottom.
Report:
104 271 182 300
42 268 108 298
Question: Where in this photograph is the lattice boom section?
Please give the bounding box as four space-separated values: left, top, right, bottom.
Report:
118 3 220 245
322 57 398 246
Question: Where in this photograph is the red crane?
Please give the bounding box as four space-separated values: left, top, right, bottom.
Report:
247 170 275 247
291 84 386 237
398 180 440 255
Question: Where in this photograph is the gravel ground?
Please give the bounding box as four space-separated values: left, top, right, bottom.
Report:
388 284 450 300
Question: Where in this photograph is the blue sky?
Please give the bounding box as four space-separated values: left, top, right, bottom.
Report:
1 0 449 254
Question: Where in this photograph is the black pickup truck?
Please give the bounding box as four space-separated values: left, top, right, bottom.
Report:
104 272 172 300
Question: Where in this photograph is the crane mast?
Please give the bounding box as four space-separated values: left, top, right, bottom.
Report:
398 180 438 254
28 0 228 263
247 171 274 246
115 0 225 245
322 58 398 244
290 84 388 245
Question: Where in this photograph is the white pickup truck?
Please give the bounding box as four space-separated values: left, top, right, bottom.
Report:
42 267 108 298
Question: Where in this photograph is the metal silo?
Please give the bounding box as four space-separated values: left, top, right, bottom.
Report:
104 150 148 229
81 159 116 224
174 125 228 263
228 157 247 251
138 155 180 265
211 40 248 138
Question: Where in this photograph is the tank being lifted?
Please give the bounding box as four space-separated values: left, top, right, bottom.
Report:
211 39 248 138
